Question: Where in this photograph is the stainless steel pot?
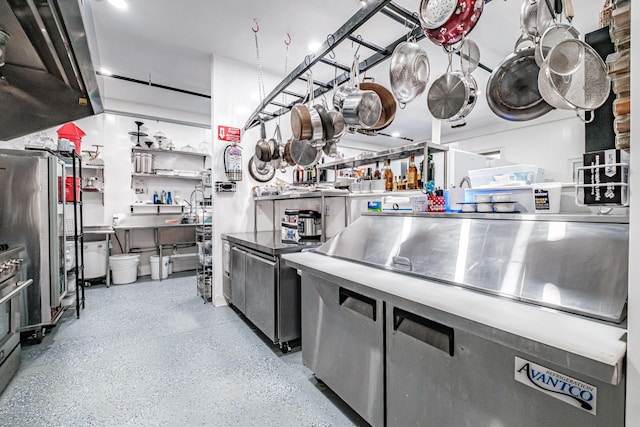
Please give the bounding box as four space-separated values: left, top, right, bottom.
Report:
520 0 539 37
314 103 334 141
427 71 477 124
389 41 430 106
342 90 383 129
290 139 322 167
329 110 346 139
254 121 272 162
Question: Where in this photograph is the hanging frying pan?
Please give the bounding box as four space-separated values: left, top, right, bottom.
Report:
248 157 276 182
485 35 553 121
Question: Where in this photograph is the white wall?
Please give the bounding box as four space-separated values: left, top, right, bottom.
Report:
443 114 584 183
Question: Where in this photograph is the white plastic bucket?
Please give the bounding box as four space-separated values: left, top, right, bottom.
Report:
84 241 107 279
150 255 170 280
532 182 562 213
110 254 140 284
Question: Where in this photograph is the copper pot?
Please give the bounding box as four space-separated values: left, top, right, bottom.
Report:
360 81 397 131
291 104 313 140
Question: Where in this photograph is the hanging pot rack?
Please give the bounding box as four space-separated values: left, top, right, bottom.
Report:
243 0 497 131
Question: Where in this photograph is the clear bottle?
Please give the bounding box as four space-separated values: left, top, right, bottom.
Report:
383 159 393 191
161 190 167 204
407 154 418 190
392 176 398 192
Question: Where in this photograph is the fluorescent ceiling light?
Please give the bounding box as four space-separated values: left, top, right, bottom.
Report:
108 0 128 9
308 41 322 52
391 131 401 137
100 68 113 76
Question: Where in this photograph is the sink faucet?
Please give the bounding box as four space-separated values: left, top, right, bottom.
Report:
459 176 472 189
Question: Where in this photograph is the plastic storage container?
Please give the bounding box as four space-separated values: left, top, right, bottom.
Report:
150 255 170 280
84 241 107 279
531 182 562 213
110 254 140 284
468 165 544 187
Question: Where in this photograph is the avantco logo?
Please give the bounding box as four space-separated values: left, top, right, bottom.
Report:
514 357 597 415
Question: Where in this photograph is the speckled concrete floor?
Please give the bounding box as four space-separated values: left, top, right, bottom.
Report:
0 274 365 426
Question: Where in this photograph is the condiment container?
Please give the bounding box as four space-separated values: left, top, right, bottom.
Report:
491 193 512 203
493 202 516 213
613 97 630 116
614 115 630 135
459 203 476 213
474 194 492 203
476 203 494 213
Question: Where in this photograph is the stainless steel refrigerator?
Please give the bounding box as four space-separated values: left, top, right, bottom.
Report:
0 149 67 339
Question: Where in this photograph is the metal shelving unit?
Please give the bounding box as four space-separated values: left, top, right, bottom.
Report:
317 141 449 170
195 181 213 303
59 150 85 319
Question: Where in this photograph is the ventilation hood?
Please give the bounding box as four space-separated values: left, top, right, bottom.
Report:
0 0 103 141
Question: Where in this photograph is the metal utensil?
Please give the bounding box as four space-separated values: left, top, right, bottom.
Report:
290 139 321 167
538 38 610 122
419 0 485 47
520 0 539 37
427 70 477 124
485 35 553 121
360 81 397 131
254 121 272 162
459 38 480 75
389 41 430 106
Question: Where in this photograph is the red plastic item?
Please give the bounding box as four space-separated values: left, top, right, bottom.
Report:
420 0 485 47
56 122 86 153
60 176 81 202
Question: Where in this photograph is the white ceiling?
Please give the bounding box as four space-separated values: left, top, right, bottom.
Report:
88 0 606 146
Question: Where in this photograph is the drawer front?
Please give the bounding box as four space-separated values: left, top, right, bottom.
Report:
301 273 384 427
230 247 246 313
385 303 625 427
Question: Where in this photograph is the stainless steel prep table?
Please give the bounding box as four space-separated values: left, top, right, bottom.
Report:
222 231 320 352
284 213 628 427
113 223 196 280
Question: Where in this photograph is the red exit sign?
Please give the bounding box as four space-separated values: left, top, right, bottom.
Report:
217 125 241 142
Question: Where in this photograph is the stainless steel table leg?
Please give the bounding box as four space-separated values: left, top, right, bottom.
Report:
159 244 163 281
106 233 111 288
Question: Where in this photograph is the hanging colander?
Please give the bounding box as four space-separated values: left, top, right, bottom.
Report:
538 38 610 122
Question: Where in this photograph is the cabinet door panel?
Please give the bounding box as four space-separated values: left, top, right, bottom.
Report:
230 247 246 313
245 252 276 342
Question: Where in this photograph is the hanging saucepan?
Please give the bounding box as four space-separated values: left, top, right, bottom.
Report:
342 90 382 129
329 110 346 139
314 102 335 142
389 40 430 107
323 140 338 157
254 121 272 163
486 35 553 122
291 104 312 141
538 38 610 122
269 124 283 168
520 0 540 38
360 81 397 131
537 0 558 37
283 139 294 166
427 71 477 126
290 139 321 167
418 0 485 47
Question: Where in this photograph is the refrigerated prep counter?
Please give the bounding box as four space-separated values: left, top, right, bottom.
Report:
284 213 628 427
222 231 320 352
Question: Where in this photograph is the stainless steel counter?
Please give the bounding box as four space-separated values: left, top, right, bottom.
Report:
222 231 320 256
113 223 196 230
363 211 630 223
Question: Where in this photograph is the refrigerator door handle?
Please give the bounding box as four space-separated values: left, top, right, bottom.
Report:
393 307 455 356
339 287 377 321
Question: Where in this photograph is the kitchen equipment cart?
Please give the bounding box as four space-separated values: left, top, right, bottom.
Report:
195 181 213 302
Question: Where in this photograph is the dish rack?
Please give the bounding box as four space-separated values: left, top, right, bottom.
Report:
574 162 629 207
194 180 213 303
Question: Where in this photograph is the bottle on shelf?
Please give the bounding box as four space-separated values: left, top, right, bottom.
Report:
373 161 381 180
167 191 173 205
153 191 159 204
407 154 418 190
392 176 398 192
161 190 167 204
401 176 407 191
383 159 393 191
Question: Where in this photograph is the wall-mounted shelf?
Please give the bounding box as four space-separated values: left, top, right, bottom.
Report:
317 142 448 171
131 173 203 181
130 204 186 215
132 147 210 159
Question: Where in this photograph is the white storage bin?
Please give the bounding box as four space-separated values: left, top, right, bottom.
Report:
84 241 107 279
150 255 170 280
110 254 140 284
468 165 545 187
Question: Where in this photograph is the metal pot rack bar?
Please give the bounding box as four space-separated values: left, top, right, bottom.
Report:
243 0 423 131
243 0 495 131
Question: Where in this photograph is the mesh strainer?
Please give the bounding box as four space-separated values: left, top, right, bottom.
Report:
538 38 610 122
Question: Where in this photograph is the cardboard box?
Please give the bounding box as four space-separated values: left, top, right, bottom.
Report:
583 149 629 205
